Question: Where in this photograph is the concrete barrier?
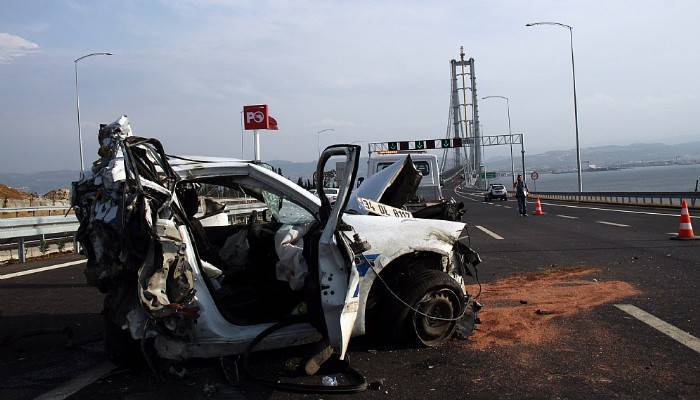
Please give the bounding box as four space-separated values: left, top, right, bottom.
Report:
531 191 700 210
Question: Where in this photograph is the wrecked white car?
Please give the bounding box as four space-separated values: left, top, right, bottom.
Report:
72 117 482 374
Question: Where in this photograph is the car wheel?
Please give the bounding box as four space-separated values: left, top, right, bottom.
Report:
383 270 464 347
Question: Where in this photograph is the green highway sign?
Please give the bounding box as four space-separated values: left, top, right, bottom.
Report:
388 142 398 151
441 139 451 148
415 140 425 149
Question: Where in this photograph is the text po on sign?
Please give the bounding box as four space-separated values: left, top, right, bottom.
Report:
243 104 270 130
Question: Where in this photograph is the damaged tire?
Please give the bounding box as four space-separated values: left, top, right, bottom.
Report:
383 270 464 347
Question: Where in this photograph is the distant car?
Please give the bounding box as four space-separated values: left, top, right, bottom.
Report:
485 184 508 201
323 187 339 205
311 187 339 205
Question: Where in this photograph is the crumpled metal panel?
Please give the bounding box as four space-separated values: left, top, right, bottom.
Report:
346 155 421 213
72 115 197 336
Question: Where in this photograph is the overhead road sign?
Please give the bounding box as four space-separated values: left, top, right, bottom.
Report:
370 133 524 155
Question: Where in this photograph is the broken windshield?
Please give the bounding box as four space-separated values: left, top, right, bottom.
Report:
262 190 316 225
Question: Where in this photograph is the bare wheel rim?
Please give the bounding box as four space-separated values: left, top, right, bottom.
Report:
412 288 460 345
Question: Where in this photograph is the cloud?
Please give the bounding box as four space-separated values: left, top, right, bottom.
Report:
0 33 39 63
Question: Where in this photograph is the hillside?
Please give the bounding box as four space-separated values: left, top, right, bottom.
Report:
0 183 32 200
485 141 700 172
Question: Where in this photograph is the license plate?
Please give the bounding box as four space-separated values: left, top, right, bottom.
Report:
358 197 413 218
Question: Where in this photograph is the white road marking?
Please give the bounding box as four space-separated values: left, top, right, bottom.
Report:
666 232 679 235
0 259 86 280
504 206 512 209
34 361 116 400
453 188 480 202
597 220 630 227
475 225 504 240
615 304 700 354
540 201 699 219
557 214 579 219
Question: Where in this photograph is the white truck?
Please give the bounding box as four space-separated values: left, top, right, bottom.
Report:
360 152 463 221
366 153 442 203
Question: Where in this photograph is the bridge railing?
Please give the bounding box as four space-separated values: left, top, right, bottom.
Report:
531 191 700 209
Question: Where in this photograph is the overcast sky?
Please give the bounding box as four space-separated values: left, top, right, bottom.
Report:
1 0 698 173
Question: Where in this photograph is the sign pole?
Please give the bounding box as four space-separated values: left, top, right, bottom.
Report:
253 130 261 162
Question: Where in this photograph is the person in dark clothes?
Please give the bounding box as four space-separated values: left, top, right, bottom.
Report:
513 175 529 216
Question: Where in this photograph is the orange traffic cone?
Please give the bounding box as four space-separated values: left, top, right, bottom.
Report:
534 197 544 216
671 200 699 240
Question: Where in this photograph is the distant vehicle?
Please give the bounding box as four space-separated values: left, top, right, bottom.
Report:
485 184 508 201
310 187 339 205
324 187 339 204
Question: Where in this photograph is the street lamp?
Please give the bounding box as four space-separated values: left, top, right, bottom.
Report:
526 21 582 193
482 95 515 185
74 52 113 178
316 128 335 157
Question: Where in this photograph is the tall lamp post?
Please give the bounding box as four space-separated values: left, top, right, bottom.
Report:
526 21 582 193
316 128 335 156
74 52 113 178
482 95 515 185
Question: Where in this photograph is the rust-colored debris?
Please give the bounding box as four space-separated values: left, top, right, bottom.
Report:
465 267 640 350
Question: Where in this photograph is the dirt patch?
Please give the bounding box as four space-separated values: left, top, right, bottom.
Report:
43 188 71 200
465 267 640 350
0 184 32 200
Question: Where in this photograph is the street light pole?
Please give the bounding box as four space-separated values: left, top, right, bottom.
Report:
526 22 582 193
482 95 515 185
316 128 335 157
74 52 113 178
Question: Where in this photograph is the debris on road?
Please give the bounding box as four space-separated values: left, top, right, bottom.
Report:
465 267 640 350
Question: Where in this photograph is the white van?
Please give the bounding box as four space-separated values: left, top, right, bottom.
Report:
367 153 442 202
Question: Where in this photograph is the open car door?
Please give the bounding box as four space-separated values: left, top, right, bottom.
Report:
314 144 361 359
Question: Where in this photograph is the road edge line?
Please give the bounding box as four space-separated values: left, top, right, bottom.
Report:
33 361 117 400
0 259 86 280
614 304 700 354
475 225 504 240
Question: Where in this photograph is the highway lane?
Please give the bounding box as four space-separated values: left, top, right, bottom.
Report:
452 186 699 337
0 255 104 400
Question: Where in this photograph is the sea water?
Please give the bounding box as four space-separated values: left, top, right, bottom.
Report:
488 164 700 192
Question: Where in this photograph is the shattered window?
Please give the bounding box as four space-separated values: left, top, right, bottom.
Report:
262 190 315 225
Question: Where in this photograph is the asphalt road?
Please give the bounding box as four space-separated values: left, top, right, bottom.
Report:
1 184 698 399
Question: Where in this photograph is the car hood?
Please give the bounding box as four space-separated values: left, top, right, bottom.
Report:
346 155 421 213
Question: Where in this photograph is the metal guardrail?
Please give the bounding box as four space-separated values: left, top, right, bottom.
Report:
532 191 700 209
0 203 268 263
0 205 72 218
0 215 80 263
0 215 80 240
224 203 268 223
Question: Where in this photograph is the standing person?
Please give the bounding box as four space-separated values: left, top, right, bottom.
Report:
513 175 529 216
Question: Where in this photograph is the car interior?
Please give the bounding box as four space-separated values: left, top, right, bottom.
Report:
175 176 318 326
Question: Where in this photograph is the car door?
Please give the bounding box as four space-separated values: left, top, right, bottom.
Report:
315 144 361 359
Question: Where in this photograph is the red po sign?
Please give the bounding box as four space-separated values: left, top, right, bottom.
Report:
243 104 270 130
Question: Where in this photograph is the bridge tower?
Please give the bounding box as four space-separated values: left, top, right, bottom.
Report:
444 47 481 183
